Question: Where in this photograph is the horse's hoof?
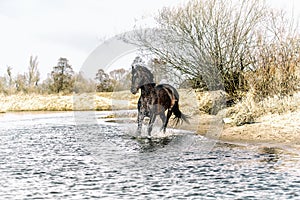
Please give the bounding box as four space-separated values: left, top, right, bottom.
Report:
144 136 152 143
160 127 166 133
135 130 141 136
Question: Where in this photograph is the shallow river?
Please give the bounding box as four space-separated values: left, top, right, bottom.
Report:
0 111 299 199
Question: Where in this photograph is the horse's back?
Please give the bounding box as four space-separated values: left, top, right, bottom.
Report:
155 84 179 100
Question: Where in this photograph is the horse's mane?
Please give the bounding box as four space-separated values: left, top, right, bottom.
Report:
136 65 154 83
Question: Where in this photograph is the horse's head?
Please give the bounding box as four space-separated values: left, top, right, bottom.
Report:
130 57 154 94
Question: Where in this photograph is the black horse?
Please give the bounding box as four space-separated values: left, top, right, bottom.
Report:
130 57 189 137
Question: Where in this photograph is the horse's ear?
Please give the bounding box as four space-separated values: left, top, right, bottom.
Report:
131 66 135 72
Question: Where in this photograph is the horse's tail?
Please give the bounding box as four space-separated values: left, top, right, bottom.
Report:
172 100 190 126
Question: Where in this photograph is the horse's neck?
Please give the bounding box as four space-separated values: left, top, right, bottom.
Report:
140 83 156 97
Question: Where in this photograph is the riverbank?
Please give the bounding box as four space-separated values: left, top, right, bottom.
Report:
221 111 300 150
172 111 300 152
0 92 139 112
1 91 300 150
220 92 300 151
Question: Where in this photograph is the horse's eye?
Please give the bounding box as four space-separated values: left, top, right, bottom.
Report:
132 70 137 76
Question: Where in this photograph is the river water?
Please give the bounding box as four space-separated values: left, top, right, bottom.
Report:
0 111 299 199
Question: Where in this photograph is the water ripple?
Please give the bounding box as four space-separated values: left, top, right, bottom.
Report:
0 112 299 199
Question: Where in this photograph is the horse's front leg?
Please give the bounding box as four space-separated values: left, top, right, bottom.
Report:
147 113 156 137
135 98 144 136
136 111 144 136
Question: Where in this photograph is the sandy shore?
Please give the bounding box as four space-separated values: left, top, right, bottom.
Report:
221 111 300 151
180 111 300 152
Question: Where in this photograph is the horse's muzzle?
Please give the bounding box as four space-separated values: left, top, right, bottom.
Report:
130 87 138 94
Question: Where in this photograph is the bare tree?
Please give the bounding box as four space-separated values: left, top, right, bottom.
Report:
109 68 131 91
109 68 126 81
95 69 115 92
6 66 13 87
0 76 7 94
124 0 267 96
15 73 27 93
148 58 183 87
5 66 14 94
248 10 300 98
27 56 40 87
73 71 96 93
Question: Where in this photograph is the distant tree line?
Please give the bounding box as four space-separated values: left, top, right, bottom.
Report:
0 56 134 95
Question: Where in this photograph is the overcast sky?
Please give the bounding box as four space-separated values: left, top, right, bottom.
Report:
0 0 299 80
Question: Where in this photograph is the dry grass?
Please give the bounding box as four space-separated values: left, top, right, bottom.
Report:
0 92 139 112
195 90 227 114
227 90 300 126
0 89 200 115
0 94 73 112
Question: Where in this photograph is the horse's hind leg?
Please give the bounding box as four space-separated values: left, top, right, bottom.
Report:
162 109 172 133
159 113 166 132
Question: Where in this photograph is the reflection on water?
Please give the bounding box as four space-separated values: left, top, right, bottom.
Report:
0 111 299 199
259 147 281 164
131 136 174 152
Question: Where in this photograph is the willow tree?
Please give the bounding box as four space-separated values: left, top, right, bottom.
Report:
124 0 267 96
